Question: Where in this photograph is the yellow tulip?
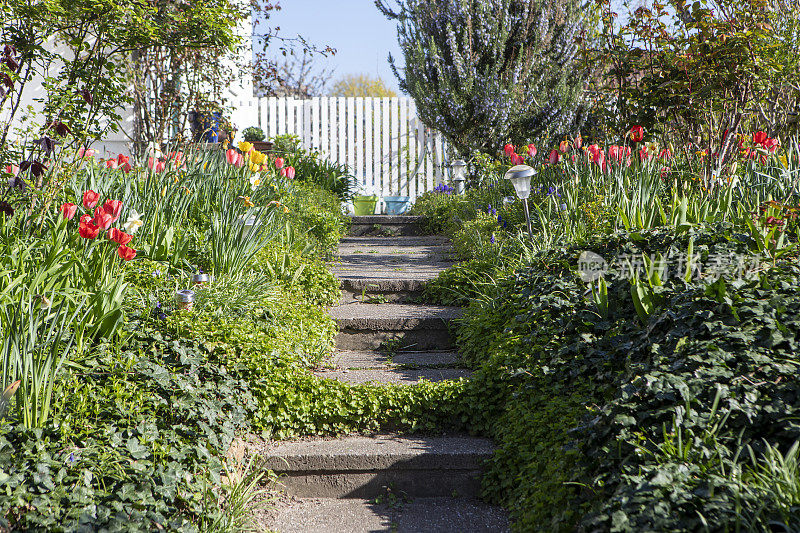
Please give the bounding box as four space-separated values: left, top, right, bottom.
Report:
250 150 265 165
238 141 253 153
779 155 788 169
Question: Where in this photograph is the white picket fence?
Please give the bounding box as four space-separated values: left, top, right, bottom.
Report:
230 96 451 198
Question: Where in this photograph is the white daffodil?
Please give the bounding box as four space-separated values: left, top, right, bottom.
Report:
123 209 143 234
249 173 262 190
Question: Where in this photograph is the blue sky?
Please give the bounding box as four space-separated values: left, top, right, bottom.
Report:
255 0 405 94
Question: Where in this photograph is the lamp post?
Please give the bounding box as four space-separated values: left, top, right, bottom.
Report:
504 164 535 241
450 159 467 194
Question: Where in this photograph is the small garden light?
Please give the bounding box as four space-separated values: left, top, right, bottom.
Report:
504 164 535 241
450 159 467 194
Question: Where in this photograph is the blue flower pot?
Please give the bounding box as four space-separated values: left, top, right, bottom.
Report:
383 196 412 215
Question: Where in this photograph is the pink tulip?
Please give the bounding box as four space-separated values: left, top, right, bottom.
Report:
658 148 673 160
4 164 19 176
548 149 561 165
225 149 239 165
105 159 119 170
574 135 583 150
526 144 537 158
285 166 295 179
77 147 96 158
559 140 569 153
504 144 515 157
639 147 652 162
511 154 525 166
764 138 779 153
274 157 285 169
280 168 287 177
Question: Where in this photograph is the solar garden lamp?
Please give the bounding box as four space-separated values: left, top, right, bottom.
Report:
450 159 467 194
504 164 535 241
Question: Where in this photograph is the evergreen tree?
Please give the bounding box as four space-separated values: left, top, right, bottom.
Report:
376 0 587 155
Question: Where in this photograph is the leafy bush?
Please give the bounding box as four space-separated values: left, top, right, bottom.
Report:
451 224 800 531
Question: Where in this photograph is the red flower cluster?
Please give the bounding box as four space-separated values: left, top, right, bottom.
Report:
105 154 132 173
61 190 136 260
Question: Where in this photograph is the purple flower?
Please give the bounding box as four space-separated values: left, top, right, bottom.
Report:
490 234 495 244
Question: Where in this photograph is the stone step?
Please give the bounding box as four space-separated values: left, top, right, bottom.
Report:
258 435 495 499
330 303 462 351
315 367 471 385
331 350 462 369
261 496 510 533
348 215 424 237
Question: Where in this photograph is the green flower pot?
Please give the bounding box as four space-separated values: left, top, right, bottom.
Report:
353 195 378 215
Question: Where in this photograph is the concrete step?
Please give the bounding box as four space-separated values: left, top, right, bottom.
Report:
315 367 471 385
330 303 462 351
330 350 462 369
258 434 495 499
348 215 424 236
333 236 453 302
261 496 510 533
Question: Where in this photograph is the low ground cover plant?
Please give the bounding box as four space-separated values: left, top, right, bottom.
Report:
416 129 800 531
0 141 466 530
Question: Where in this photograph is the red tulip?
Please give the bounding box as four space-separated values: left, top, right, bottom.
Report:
79 221 100 239
639 147 652 162
274 157 285 169
752 131 768 147
121 162 132 174
105 159 119 170
116 154 129 166
82 190 100 209
503 144 515 157
660 167 670 179
587 144 601 158
574 135 583 150
102 199 123 222
117 245 136 261
93 207 113 230
526 144 537 157
285 166 296 179
658 148 673 160
629 125 644 142
511 153 525 165
559 140 569 153
4 164 19 176
608 145 620 162
60 202 77 220
79 214 92 225
279 168 287 177
107 227 132 245
548 149 561 164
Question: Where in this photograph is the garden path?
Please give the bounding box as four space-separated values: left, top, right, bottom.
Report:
259 215 509 532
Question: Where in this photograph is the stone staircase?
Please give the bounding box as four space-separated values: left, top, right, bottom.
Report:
259 216 508 533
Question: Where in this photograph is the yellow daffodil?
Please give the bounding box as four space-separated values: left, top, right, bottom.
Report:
238 141 253 153
779 154 788 169
645 141 659 154
238 195 255 207
268 200 290 213
122 210 143 234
